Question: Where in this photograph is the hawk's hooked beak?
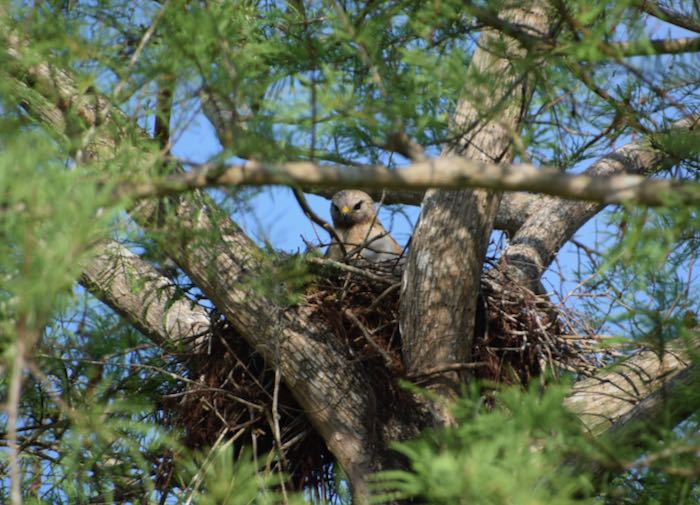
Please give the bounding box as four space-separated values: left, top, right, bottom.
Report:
340 206 350 222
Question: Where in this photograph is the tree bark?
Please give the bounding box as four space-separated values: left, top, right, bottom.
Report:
122 154 700 207
399 2 550 404
565 338 700 441
500 116 698 289
80 241 211 350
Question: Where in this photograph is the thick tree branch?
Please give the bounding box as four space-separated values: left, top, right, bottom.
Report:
116 151 700 208
500 116 698 288
4 32 378 502
130 196 378 502
566 338 700 441
80 241 212 351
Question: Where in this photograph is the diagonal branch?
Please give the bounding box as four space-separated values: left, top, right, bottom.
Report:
566 337 700 442
4 30 378 502
635 1 700 35
500 115 698 289
80 241 212 350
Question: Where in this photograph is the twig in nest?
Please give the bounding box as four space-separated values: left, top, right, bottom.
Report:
291 187 346 256
406 362 487 381
367 282 401 311
307 256 395 284
270 366 290 505
343 309 395 369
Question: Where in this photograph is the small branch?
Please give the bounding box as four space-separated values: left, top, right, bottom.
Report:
343 309 395 369
271 366 290 505
613 36 700 57
291 188 345 255
8 316 29 505
367 282 401 311
154 74 174 154
307 256 396 285
112 0 170 99
383 131 428 162
406 362 487 380
635 1 700 35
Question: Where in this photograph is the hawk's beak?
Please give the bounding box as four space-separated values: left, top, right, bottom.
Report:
340 206 350 221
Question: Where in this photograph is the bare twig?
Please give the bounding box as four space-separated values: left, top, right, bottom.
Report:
307 256 396 285
271 366 290 505
343 309 394 369
406 362 487 380
635 1 700 35
367 282 402 311
291 187 345 255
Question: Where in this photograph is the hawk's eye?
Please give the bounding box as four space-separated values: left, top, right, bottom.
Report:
353 201 363 210
332 204 339 212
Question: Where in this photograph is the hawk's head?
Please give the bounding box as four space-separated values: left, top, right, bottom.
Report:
330 190 377 229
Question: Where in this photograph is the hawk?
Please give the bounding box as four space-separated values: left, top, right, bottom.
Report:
326 190 403 262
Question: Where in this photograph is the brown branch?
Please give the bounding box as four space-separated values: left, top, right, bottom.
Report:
8 316 28 505
306 256 396 285
614 36 700 57
406 362 487 381
399 2 551 413
343 309 395 369
118 151 700 207
500 115 697 288
290 187 345 254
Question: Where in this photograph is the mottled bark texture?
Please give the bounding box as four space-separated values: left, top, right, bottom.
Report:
4 37 381 503
565 338 700 442
80 241 211 350
500 116 698 290
399 2 550 402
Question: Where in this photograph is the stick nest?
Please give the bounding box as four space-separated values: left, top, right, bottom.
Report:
167 257 608 494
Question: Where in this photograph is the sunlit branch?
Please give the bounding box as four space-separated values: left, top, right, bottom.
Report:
118 154 700 208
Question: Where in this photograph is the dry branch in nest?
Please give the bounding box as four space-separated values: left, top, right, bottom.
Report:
163 255 608 495
475 268 609 386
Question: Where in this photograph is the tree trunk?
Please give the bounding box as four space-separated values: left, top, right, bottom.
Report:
400 3 550 408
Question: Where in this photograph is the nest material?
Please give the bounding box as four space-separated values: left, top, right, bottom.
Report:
168 257 606 493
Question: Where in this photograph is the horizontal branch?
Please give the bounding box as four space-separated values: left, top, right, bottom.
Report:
121 155 700 208
305 184 538 235
615 36 700 57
